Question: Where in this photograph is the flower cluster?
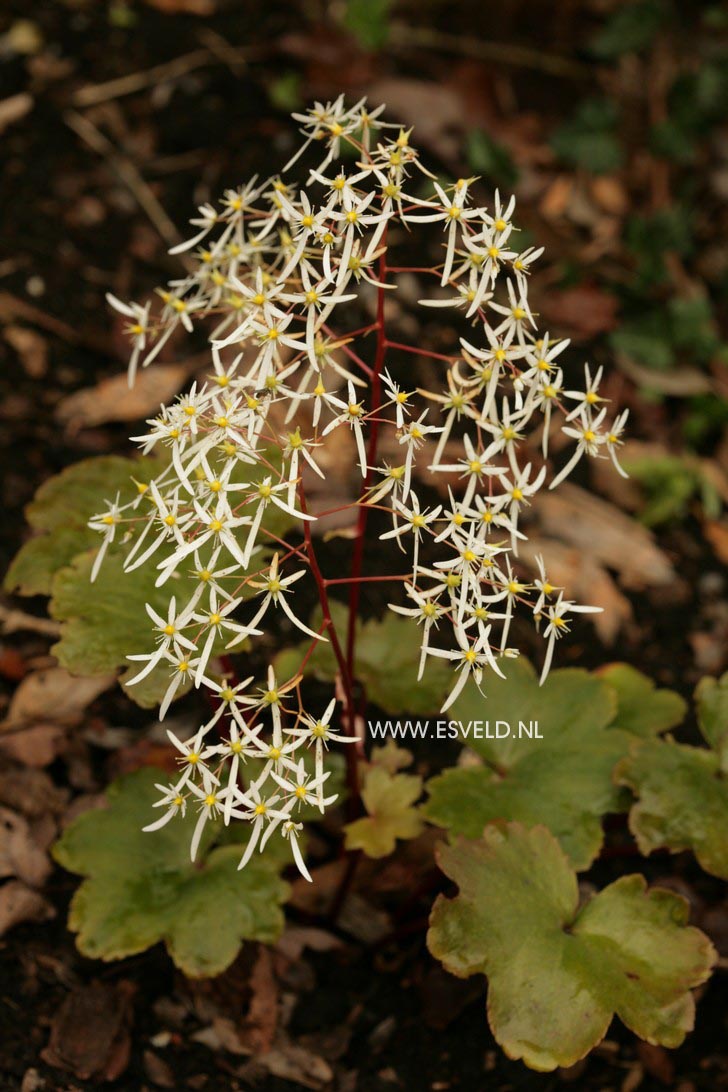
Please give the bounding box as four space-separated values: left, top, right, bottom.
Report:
93 97 626 878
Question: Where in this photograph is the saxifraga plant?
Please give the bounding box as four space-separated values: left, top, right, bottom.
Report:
8 100 725 1074
88 97 629 877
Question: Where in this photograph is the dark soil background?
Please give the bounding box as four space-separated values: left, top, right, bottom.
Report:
0 1 727 1090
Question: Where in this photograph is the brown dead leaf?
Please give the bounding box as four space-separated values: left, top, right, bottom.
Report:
540 284 619 338
4 325 48 377
0 765 68 818
258 1034 334 1090
520 538 631 643
238 947 278 1055
276 926 343 962
539 175 574 219
55 364 189 429
0 724 66 767
0 92 33 134
142 0 215 12
636 1042 674 1085
705 521 728 565
535 483 675 590
0 806 51 886
42 981 134 1082
365 78 466 163
616 354 712 395
3 666 114 730
590 176 628 217
0 879 54 937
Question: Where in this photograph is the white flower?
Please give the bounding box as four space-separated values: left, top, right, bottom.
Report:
125 596 197 686
231 553 325 644
550 407 608 488
427 621 506 713
323 381 369 475
380 495 442 576
285 698 357 791
539 595 602 683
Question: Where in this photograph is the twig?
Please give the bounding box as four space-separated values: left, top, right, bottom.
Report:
0 604 61 638
72 49 212 108
387 24 591 80
0 291 109 353
72 34 255 108
64 110 182 249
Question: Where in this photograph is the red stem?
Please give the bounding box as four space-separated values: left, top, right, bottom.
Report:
299 485 361 810
385 339 455 364
345 245 388 676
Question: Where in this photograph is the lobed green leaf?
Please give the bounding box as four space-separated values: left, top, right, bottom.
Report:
53 768 289 977
428 823 716 1071
423 659 683 869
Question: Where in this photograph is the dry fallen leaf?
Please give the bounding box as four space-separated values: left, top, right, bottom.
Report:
3 324 48 378
3 666 115 730
42 981 134 1082
0 879 54 938
365 78 467 163
616 354 713 395
0 92 33 135
520 537 631 644
0 806 51 887
276 925 344 961
705 521 728 565
142 0 215 12
535 483 675 590
0 765 68 818
589 176 628 217
258 1034 334 1090
55 364 189 429
237 947 279 1055
0 724 66 767
540 284 619 339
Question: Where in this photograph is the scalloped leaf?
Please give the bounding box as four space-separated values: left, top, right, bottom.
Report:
696 671 728 771
49 549 204 708
423 660 684 868
428 824 716 1072
275 602 451 715
423 658 627 868
616 743 728 880
344 765 424 858
615 672 728 879
4 455 163 596
598 663 687 737
53 768 289 977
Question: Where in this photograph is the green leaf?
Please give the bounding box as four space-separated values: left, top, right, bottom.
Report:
466 130 518 187
589 0 666 59
275 602 451 715
624 453 715 527
617 738 728 880
611 314 675 370
342 0 391 49
424 659 628 868
550 99 623 174
598 664 686 737
53 768 289 977
428 824 716 1072
696 671 728 768
4 455 163 596
49 549 203 708
616 677 728 879
32 446 288 707
344 765 424 858
622 210 694 290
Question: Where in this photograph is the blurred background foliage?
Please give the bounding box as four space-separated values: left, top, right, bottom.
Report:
1 0 727 552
